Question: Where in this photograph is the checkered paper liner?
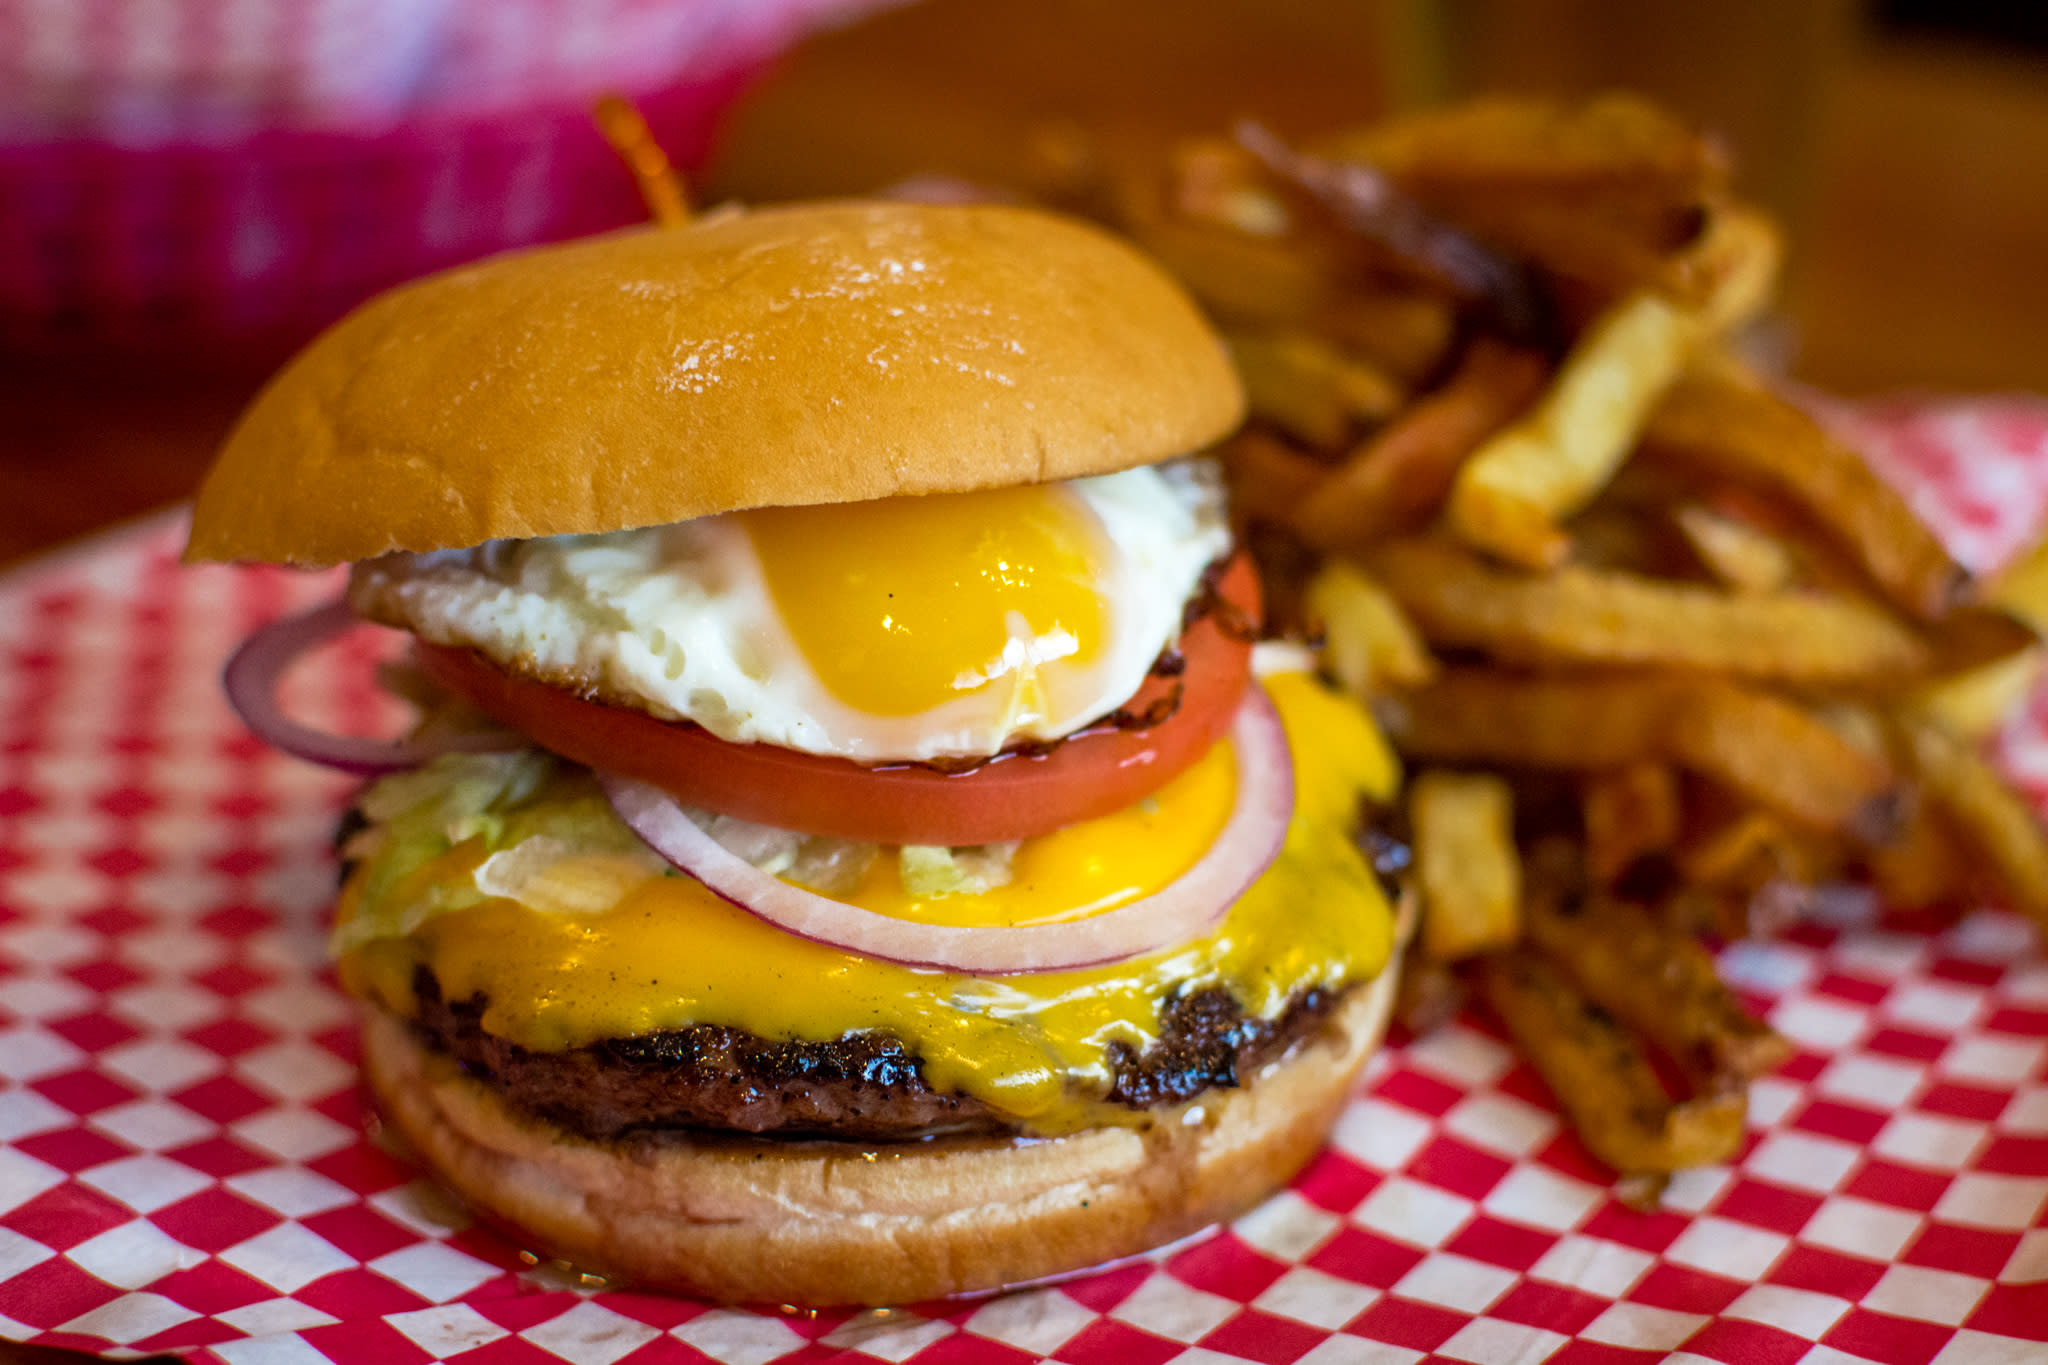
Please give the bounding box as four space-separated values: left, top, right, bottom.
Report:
1 403 2046 1365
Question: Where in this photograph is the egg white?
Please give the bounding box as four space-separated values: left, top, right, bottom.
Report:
351 462 1231 762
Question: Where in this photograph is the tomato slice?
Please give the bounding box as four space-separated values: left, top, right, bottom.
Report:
413 555 1260 846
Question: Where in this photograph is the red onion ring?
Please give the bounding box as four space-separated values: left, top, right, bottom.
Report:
225 599 522 775
600 685 1295 974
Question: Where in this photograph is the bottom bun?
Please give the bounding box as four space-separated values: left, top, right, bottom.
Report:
360 961 1401 1306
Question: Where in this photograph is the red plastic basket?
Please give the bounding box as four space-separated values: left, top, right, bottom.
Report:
0 0 880 348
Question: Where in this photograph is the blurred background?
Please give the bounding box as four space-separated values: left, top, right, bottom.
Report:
3 0 2047 566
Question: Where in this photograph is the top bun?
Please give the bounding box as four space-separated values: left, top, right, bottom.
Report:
186 201 1243 566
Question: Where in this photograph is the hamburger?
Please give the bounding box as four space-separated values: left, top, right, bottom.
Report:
186 200 1409 1306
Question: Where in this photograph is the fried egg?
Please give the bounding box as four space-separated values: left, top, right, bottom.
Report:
351 462 1231 762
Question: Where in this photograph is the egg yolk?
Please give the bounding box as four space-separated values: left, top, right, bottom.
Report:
839 733 1237 929
737 485 1109 718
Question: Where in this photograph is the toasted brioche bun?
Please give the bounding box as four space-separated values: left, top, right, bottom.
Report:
187 201 1243 567
359 955 1399 1307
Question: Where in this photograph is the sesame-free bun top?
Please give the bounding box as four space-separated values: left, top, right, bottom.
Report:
186 201 1244 566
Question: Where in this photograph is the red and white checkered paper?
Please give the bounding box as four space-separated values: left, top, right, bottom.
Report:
3 404 2048 1365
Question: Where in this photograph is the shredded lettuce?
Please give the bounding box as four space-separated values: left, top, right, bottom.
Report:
683 810 877 895
900 842 1021 898
347 752 549 927
334 750 1027 959
334 752 659 956
473 836 665 917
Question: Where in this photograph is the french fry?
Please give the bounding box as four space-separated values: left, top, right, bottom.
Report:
1909 643 2046 743
1674 502 1795 594
1680 811 1787 887
1641 358 1970 620
1655 880 1749 944
1582 763 1681 884
1813 700 1890 759
1294 338 1548 550
1863 793 1972 911
1234 120 1554 344
1566 499 1700 578
1412 770 1522 961
1984 533 2048 634
1306 562 1437 698
1525 895 1792 1091
1318 94 1729 300
1321 93 1724 204
1678 809 1841 897
593 95 692 227
1365 536 1936 687
1449 290 1699 569
1375 668 1687 769
1221 429 1329 527
1126 215 1343 327
1380 668 1896 837
1677 205 1782 333
1477 951 1747 1174
1898 714 2048 927
1107 96 2048 1193
1923 605 2041 681
1166 138 1291 236
1316 288 1460 385
1227 328 1403 447
1672 682 1898 842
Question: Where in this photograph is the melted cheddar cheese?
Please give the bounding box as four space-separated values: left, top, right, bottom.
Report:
336 672 1400 1134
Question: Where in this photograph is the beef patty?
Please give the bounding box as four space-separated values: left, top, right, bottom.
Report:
410 967 1350 1143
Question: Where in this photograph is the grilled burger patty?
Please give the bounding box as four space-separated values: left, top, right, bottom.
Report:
410 966 1351 1143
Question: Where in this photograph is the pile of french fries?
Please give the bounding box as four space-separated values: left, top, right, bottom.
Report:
1085 95 2048 1197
